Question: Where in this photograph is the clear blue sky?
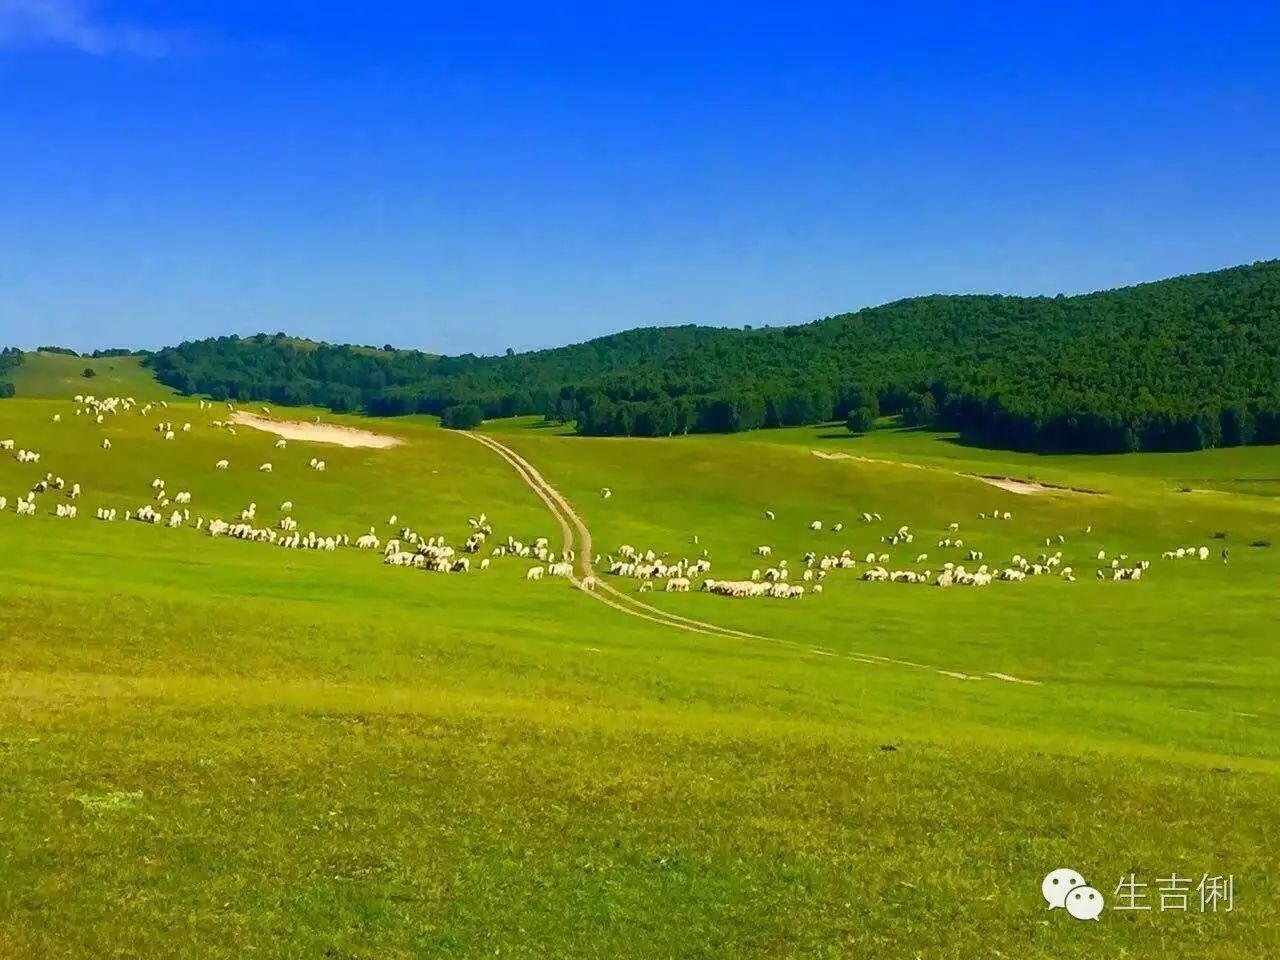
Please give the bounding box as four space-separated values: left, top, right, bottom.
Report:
1 1 1277 355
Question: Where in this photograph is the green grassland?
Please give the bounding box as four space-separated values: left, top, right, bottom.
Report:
0 392 1277 958
741 418 1280 494
7 352 176 401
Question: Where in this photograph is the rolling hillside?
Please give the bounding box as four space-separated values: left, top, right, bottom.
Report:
0 388 1276 956
3 351 176 401
142 259 1280 453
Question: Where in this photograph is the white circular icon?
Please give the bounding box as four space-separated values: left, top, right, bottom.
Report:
1041 867 1087 910
1065 884 1105 921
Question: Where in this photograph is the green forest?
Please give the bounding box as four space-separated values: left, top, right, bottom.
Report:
143 260 1280 453
0 347 22 398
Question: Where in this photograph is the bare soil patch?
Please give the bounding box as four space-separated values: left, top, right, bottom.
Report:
809 450 1100 496
231 412 402 449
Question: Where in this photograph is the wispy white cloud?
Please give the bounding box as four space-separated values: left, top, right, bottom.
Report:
0 0 192 56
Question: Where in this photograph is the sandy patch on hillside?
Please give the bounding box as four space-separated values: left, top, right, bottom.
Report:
809 450 926 469
231 411 403 448
810 449 1100 496
971 476 1049 496
966 474 1102 496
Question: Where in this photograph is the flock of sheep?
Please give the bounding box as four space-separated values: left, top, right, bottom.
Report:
587 500 1221 600
0 392 1229 608
1 394 582 585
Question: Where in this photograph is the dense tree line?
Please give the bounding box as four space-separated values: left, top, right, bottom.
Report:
145 260 1280 451
0 347 22 398
440 404 484 429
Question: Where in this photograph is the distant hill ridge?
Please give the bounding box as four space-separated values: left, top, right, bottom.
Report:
130 258 1280 452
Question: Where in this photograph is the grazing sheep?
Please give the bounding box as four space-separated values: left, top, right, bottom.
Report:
809 520 822 531
600 487 612 499
526 566 545 581
215 459 229 470
275 439 286 449
258 462 273 473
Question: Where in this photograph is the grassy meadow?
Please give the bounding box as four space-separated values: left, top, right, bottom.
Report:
0 367 1277 957
7 352 173 402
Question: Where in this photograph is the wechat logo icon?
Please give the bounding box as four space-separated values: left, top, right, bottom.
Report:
1043 867 1105 921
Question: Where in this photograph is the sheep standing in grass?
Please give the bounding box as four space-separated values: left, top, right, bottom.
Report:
215 459 229 470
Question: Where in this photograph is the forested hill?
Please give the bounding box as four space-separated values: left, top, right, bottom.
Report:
146 259 1280 453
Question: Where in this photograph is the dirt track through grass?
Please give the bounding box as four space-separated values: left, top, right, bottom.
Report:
469 432 1034 684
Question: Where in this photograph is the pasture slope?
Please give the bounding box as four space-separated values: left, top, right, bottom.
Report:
0 384 1276 958
5 351 171 401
